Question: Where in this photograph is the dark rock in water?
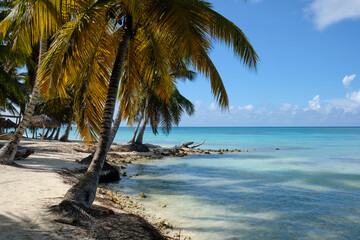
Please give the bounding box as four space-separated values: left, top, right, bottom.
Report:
99 162 121 183
275 148 280 150
129 143 150 152
78 153 120 183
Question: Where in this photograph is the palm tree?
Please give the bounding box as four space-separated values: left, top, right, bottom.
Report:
39 0 258 214
0 0 82 165
131 65 196 145
134 86 195 145
0 2 28 117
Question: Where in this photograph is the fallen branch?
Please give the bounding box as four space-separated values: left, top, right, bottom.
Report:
190 140 205 149
173 141 193 149
155 140 204 155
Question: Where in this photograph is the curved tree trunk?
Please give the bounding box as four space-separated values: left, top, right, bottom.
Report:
54 127 61 140
60 117 73 142
60 27 132 213
47 127 56 139
0 37 46 165
43 128 50 138
135 113 148 145
129 113 143 143
60 99 74 142
107 108 122 152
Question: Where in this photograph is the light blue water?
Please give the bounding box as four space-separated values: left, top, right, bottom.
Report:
104 127 360 240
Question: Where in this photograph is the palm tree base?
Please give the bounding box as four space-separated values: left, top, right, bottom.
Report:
59 199 92 219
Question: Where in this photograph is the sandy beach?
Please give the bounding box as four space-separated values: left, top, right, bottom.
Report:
0 139 183 240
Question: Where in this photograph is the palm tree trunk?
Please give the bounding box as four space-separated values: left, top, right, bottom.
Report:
129 113 143 143
44 128 50 138
54 127 60 140
41 126 45 142
135 113 148 145
0 37 47 165
60 99 74 142
47 127 57 139
106 108 122 152
60 116 73 142
60 25 132 213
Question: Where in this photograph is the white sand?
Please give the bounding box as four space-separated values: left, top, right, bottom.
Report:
0 139 88 240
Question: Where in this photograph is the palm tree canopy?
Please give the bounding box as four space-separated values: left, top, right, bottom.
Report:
38 0 258 143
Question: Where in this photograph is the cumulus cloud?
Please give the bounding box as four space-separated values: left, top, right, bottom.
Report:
347 90 360 103
280 103 293 111
306 0 360 30
342 74 356 87
238 104 254 111
308 95 321 111
208 102 217 111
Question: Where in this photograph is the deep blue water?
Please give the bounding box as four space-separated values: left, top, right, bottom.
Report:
104 127 360 240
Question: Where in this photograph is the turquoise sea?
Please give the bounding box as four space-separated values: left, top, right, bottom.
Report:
77 127 360 240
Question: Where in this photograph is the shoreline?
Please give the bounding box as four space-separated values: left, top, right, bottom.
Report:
0 139 171 239
0 138 215 239
0 138 254 239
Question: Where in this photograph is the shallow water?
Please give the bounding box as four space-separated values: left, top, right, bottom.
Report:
109 127 360 239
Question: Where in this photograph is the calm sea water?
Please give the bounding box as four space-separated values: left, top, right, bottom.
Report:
102 127 360 240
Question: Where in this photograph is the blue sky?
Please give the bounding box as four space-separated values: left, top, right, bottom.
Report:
177 0 360 126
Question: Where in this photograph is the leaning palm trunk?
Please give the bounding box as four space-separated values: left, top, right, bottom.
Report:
54 127 61 140
129 113 143 143
60 28 132 213
135 113 148 145
0 38 47 165
43 128 50 138
59 121 72 142
47 127 57 139
106 108 122 152
60 100 74 142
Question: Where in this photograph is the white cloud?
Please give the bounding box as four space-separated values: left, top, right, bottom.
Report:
280 103 293 111
308 95 321 111
342 74 356 87
238 104 254 111
208 102 217 111
306 0 360 30
347 90 360 103
195 100 202 109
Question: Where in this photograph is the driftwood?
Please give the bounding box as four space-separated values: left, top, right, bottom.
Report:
173 141 193 149
155 140 205 154
190 140 205 149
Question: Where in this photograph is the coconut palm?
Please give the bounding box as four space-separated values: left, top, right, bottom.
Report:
134 86 195 145
0 2 28 117
39 0 258 214
130 65 196 145
0 0 85 165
